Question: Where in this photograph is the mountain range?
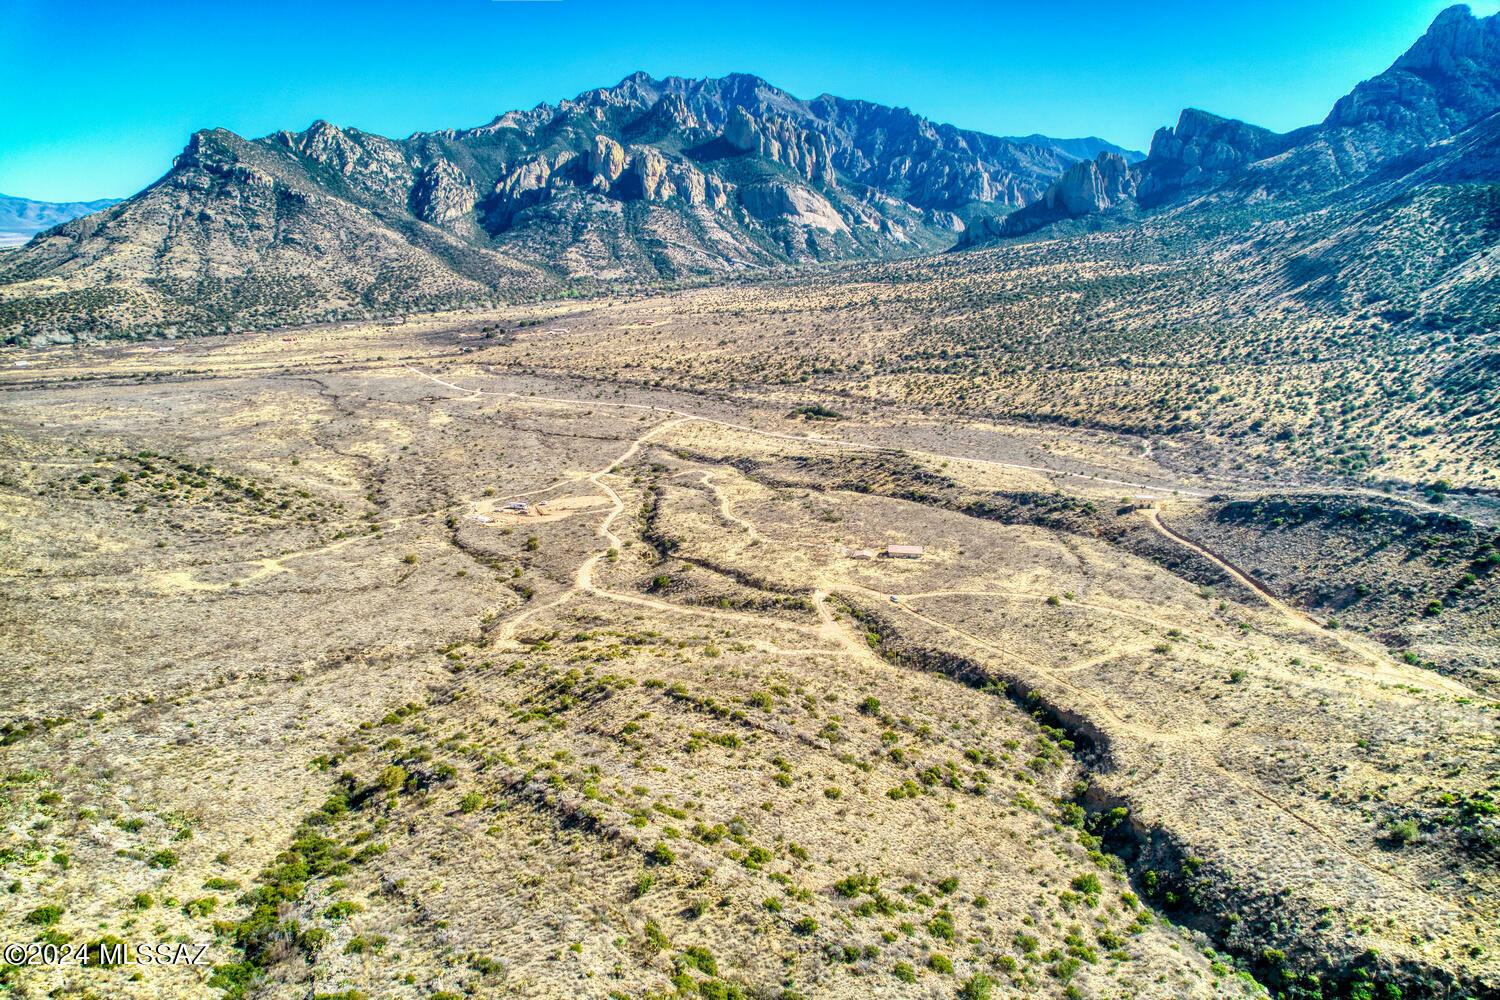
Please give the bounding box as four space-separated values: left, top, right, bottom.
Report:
0 194 121 249
0 76 1139 341
976 3 1500 238
1 5 1497 343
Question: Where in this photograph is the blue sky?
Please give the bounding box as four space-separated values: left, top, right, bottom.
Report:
2 0 1494 201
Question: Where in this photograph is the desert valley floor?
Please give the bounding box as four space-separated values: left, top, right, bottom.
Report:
0 290 1496 1000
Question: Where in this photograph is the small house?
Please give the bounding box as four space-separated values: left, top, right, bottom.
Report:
849 549 876 560
886 545 924 560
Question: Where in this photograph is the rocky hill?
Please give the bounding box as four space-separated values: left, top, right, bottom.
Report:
968 4 1500 240
0 74 1119 343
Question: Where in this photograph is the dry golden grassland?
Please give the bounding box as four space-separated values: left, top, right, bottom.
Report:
0 294 1495 1000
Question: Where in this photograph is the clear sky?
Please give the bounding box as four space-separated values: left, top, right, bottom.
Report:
2 0 1494 202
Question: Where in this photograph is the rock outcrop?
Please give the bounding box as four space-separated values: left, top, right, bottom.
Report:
411 160 476 225
1136 109 1288 205
1045 152 1138 215
629 146 674 201
739 181 848 232
589 135 627 184
961 152 1141 241
724 108 836 187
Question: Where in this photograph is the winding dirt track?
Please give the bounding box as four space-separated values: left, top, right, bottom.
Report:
403 362 1468 909
701 472 764 542
410 361 1472 694
494 415 833 646
1144 510 1471 696
850 584 1444 900
404 364 1209 497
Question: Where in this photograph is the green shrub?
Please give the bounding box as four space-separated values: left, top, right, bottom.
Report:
1071 873 1101 897
299 927 329 952
960 974 994 1000
698 982 741 1000
679 945 717 976
84 935 127 967
928 953 953 974
25 905 62 926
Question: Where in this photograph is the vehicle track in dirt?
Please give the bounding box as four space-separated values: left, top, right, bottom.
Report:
407 361 1471 909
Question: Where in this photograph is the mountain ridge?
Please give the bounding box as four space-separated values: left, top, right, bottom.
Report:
0 193 122 249
3 6 1499 343
0 72 1135 341
967 3 1500 241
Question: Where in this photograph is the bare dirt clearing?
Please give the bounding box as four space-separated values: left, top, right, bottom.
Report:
0 308 1495 1000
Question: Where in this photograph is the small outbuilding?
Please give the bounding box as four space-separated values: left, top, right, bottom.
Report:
848 549 876 560
885 545 924 560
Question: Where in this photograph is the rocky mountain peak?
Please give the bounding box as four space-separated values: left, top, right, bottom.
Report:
648 93 700 131
1044 152 1137 215
1394 4 1500 75
1147 109 1281 161
1324 5 1500 140
1138 109 1287 204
